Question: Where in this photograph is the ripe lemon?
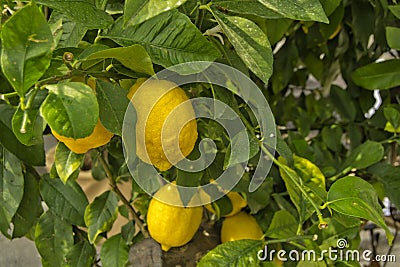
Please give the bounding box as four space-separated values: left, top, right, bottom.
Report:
221 211 263 243
205 191 247 217
127 79 198 171
147 183 203 251
52 120 113 154
52 76 113 154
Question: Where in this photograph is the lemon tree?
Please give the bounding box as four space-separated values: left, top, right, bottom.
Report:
0 1 399 267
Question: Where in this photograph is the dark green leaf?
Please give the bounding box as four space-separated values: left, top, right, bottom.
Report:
330 85 356 121
12 171 43 238
271 40 298 94
40 82 99 138
49 11 88 49
96 80 133 136
211 9 273 84
36 0 113 29
352 59 400 90
389 5 400 19
40 175 89 226
103 11 221 74
327 176 393 244
35 211 74 267
321 125 342 152
84 190 119 243
124 0 187 27
86 45 154 75
55 142 84 183
0 104 45 166
12 90 46 146
63 240 96 267
265 210 297 239
197 239 262 267
0 146 24 237
101 234 129 267
1 3 53 96
245 176 274 214
340 141 384 172
256 0 328 23
369 163 400 209
214 0 284 19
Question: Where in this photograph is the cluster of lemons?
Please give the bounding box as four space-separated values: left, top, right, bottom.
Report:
51 77 264 252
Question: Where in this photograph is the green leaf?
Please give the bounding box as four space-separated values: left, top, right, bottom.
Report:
369 163 400 210
100 234 129 267
211 9 273 84
1 3 53 96
265 210 297 239
383 106 400 130
124 0 187 27
330 85 356 122
0 104 45 166
36 0 113 29
0 146 24 237
96 80 133 136
197 239 262 267
55 142 84 183
40 82 99 138
213 0 284 19
224 130 259 169
386 27 400 50
85 45 155 76
11 90 46 146
352 59 400 90
11 170 43 238
35 211 74 267
389 5 400 19
84 190 119 243
103 10 221 74
40 175 89 226
256 0 328 23
63 240 96 267
327 176 393 245
246 177 274 213
340 141 384 172
49 11 88 49
297 261 327 267
321 125 342 152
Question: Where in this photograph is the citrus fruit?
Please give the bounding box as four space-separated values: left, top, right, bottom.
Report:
127 79 198 171
147 183 203 251
205 191 247 217
51 76 113 154
52 120 113 154
221 211 263 243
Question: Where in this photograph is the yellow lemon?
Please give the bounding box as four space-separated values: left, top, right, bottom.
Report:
52 120 113 154
221 211 263 243
147 183 203 251
128 79 198 171
205 191 247 217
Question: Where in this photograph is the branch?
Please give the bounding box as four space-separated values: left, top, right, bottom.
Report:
98 151 149 238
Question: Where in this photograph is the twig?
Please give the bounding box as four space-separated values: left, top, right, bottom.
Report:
98 151 149 238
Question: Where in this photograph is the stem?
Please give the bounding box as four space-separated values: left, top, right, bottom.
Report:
0 92 18 105
260 144 328 229
35 72 75 88
98 151 149 238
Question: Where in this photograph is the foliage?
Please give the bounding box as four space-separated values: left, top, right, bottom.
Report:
0 0 399 267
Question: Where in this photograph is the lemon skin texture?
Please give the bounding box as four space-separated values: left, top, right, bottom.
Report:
221 211 263 243
147 183 203 251
128 79 198 171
